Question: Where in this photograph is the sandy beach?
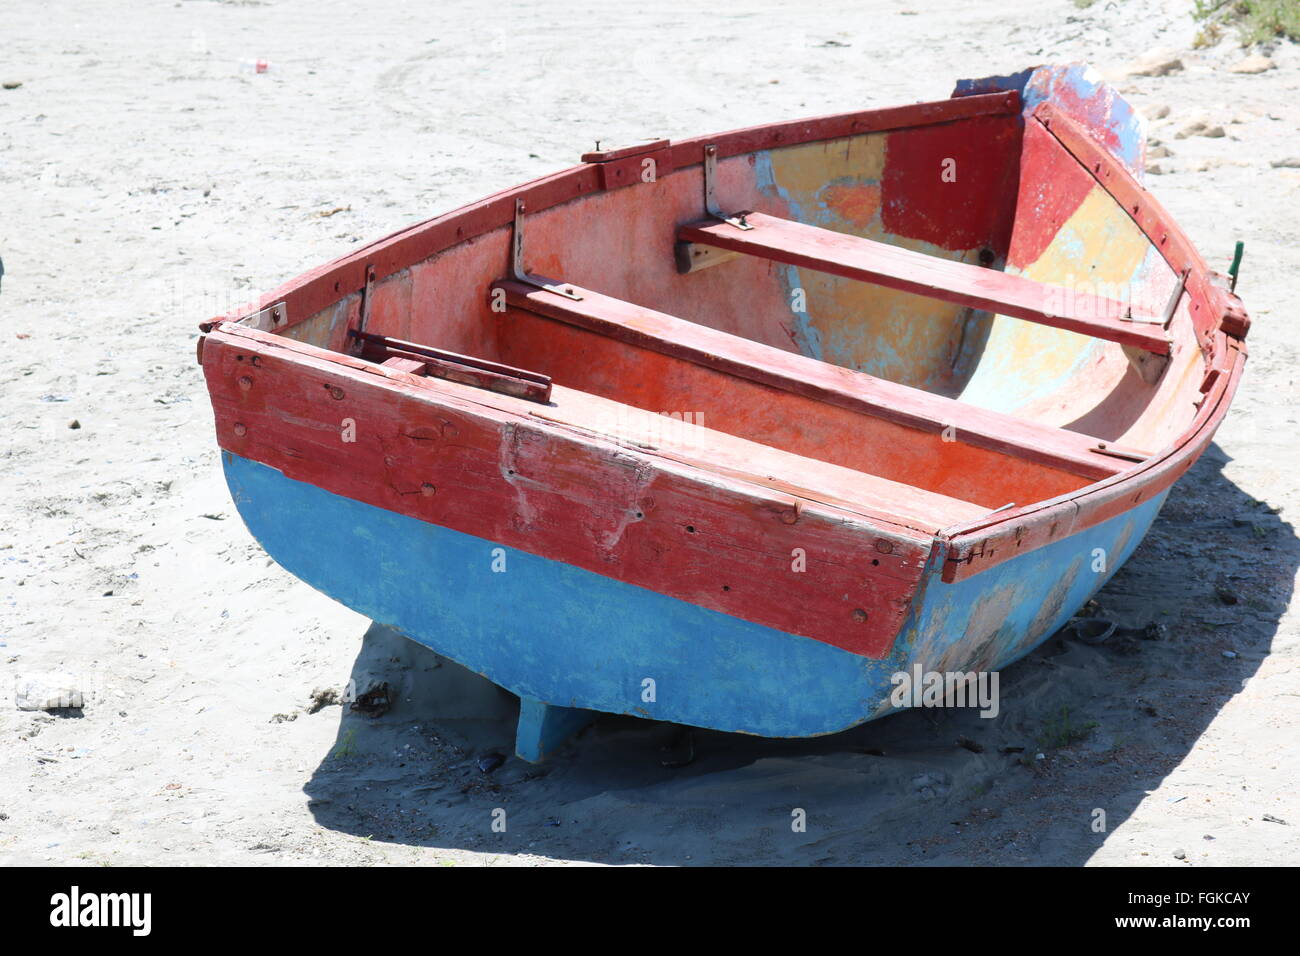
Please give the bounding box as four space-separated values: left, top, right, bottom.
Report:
1 0 1297 866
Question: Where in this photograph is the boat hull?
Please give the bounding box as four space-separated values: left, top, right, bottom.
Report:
199 64 1249 759
225 450 1165 739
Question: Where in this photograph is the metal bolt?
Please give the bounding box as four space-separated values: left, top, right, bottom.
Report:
852 609 868 624
233 423 247 437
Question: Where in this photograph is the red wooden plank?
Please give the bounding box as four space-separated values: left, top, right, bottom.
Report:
381 356 425 374
581 139 671 162
201 325 935 658
494 279 1135 482
678 212 1172 354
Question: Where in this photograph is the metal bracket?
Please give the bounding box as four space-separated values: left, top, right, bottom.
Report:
511 199 583 300
1158 268 1190 329
346 264 377 356
703 145 753 230
236 301 288 332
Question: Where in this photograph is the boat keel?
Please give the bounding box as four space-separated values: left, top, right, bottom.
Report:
515 696 597 763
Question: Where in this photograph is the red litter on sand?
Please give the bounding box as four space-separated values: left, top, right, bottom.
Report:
255 59 269 74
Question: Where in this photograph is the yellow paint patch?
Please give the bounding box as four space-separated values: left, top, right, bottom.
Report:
768 133 886 199
960 185 1153 412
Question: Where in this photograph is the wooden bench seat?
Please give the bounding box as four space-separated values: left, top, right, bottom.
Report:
493 279 1149 484
677 211 1170 354
534 384 991 534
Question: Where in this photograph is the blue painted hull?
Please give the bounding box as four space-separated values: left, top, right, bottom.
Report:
224 452 1165 737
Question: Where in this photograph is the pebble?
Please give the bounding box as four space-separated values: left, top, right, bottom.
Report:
1228 55 1275 75
1 81 22 90
1126 53 1184 77
1146 104 1171 120
1175 121 1225 140
68 419 80 430
1173 848 1186 860
1222 650 1238 659
1270 157 1300 168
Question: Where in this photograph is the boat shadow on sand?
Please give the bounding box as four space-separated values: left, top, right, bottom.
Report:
304 445 1296 865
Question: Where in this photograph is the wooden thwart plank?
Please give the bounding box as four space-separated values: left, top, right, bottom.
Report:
493 280 1143 482
678 212 1171 354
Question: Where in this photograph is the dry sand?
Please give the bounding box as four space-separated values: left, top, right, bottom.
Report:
1 0 1297 866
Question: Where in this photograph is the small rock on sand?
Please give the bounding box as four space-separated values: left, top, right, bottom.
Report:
307 686 341 713
1173 848 1186 860
1126 52 1184 78
1146 104 1171 120
15 673 84 711
1148 145 1173 159
1229 55 1275 75
1176 121 1226 140
1270 157 1300 169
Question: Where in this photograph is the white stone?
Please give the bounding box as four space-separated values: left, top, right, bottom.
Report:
14 673 85 711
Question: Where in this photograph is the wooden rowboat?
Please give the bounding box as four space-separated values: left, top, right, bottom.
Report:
198 65 1248 760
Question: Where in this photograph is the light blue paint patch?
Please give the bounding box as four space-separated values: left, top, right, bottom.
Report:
754 152 825 362
956 65 1144 176
953 67 1037 100
877 489 1167 717
786 266 826 361
223 453 1166 737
